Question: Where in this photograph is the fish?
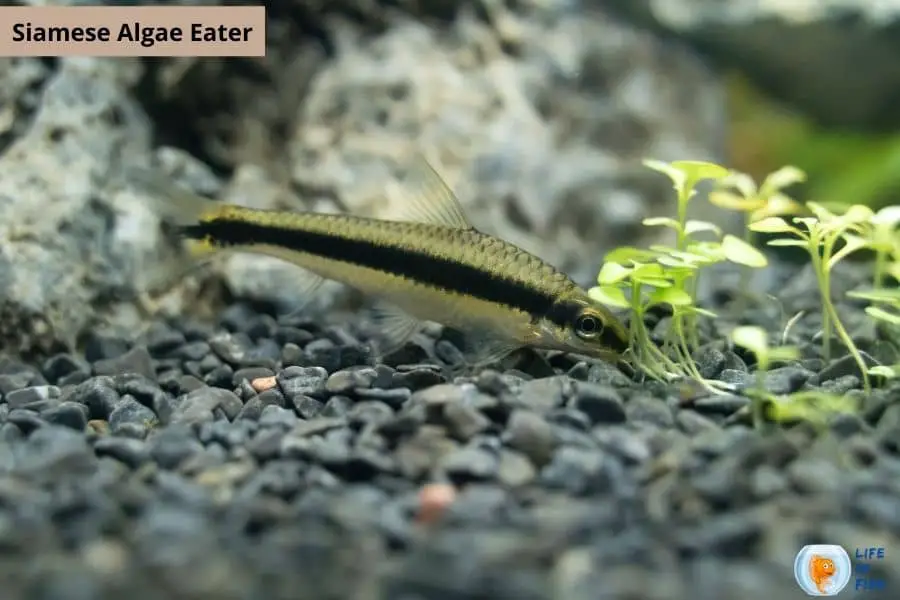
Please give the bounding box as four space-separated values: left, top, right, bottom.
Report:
809 554 836 594
130 156 630 369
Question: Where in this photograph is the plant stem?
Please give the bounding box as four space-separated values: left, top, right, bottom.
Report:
822 296 871 392
810 242 833 361
874 248 887 289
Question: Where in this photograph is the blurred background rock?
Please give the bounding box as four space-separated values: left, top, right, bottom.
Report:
0 0 897 355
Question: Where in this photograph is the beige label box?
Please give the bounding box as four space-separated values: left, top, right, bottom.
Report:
0 6 266 56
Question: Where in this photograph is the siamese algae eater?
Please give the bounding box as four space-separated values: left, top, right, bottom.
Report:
134 158 629 367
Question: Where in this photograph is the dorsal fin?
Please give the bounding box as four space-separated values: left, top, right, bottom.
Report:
388 155 474 229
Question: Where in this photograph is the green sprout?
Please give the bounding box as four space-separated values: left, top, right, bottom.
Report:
590 160 768 388
730 325 858 430
730 325 799 427
749 202 874 392
843 205 900 289
846 286 900 381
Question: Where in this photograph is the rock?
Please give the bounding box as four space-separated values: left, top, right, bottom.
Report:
568 382 626 424
609 0 900 129
93 346 156 380
171 387 242 425
763 366 814 395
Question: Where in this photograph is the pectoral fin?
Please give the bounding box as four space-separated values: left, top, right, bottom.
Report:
460 329 521 368
368 302 425 358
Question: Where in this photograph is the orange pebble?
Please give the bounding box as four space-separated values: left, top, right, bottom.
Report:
417 483 456 525
250 376 277 392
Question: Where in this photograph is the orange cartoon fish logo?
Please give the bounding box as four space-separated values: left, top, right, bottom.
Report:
809 554 836 594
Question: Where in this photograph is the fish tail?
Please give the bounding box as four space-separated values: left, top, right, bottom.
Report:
125 165 226 258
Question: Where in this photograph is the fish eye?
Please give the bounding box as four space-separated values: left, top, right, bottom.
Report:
574 312 603 339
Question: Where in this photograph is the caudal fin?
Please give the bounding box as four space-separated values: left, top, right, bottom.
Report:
125 165 221 227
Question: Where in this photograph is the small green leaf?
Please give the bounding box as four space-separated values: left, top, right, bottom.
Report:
597 262 633 285
648 287 693 307
749 216 796 233
805 201 837 223
760 165 806 194
869 365 898 379
588 286 630 309
642 217 681 230
708 191 758 211
865 306 900 325
769 346 800 362
872 206 900 227
721 234 768 267
604 246 658 264
731 325 768 357
685 306 718 318
669 160 731 187
767 239 809 248
643 159 687 192
684 220 722 237
848 288 900 303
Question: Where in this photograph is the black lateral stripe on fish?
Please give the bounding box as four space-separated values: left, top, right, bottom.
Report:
181 214 573 328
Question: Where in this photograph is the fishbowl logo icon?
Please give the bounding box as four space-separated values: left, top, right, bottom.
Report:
794 545 852 596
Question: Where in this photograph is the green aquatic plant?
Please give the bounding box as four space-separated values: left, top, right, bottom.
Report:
590 160 767 387
730 325 799 428
750 202 874 392
729 325 859 430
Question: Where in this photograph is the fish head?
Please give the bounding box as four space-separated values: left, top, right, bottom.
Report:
533 291 630 360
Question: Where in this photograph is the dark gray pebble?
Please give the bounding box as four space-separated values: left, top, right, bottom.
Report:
237 389 286 420
503 409 557 467
693 345 726 379
147 425 204 469
441 446 498 483
277 366 328 400
322 395 355 418
763 366 814 395
819 374 860 395
587 362 632 386
818 351 880 383
719 369 754 388
354 387 411 408
569 382 626 424
391 367 444 390
6 385 60 411
292 395 324 419
171 387 243 425
275 326 315 347
65 379 120 420
676 410 720 434
93 346 156 380
13 425 96 477
325 367 378 394
94 436 149 468
41 401 89 431
109 395 158 434
693 394 750 415
232 367 275 387
443 400 491 441
259 404 298 428
0 372 37 395
42 353 90 384
7 408 46 433
540 446 615 495
143 322 187 356
518 376 570 412
625 394 674 427
347 400 394 427
83 333 131 362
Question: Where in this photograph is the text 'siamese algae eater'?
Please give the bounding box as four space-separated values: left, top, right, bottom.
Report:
11 21 255 47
